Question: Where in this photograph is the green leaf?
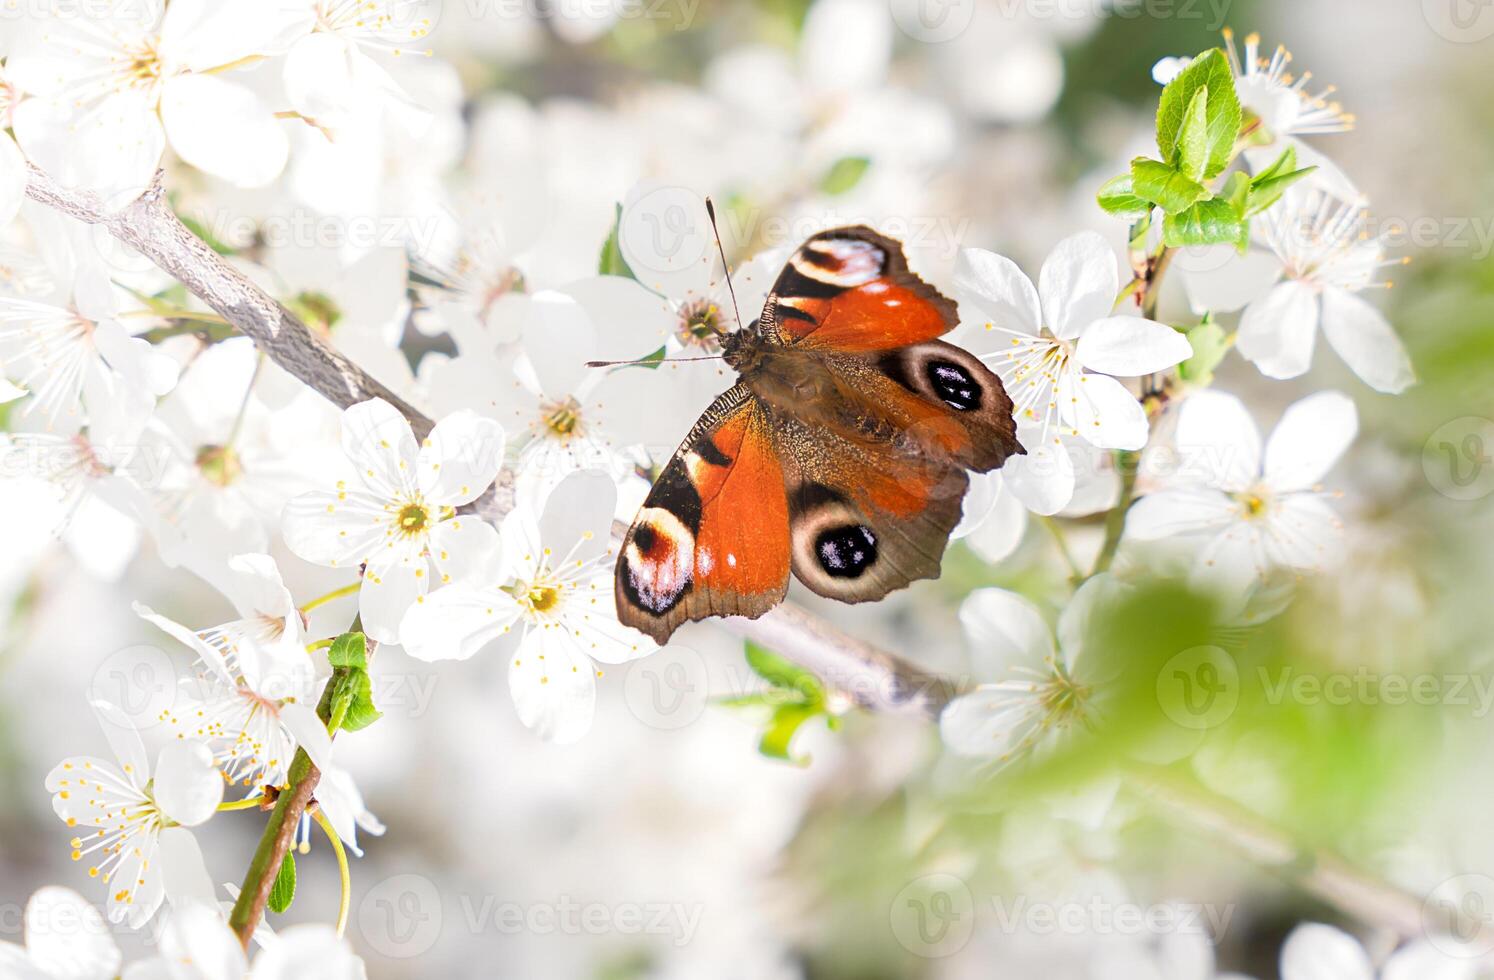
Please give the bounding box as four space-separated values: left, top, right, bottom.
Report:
1096 173 1153 217
327 632 367 670
819 156 871 196
1250 145 1297 184
1177 87 1210 181
1221 171 1250 212
745 643 825 700
268 852 296 914
758 702 822 766
1156 49 1242 182
1130 158 1211 215
1162 198 1244 248
179 214 236 256
1178 318 1231 385
598 203 637 280
1247 166 1317 217
340 668 383 732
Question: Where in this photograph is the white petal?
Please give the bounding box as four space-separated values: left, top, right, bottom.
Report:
939 686 1040 759
1264 495 1344 570
1320 288 1415 394
90 700 149 787
281 490 390 568
152 740 223 827
312 766 377 859
1382 941 1476 980
161 74 287 187
24 886 120 980
249 924 363 980
613 181 713 301
1176 390 1262 492
359 550 430 644
400 584 521 662
113 836 166 929
340 398 418 496
1279 924 1374 980
157 898 246 980
416 411 505 505
13 93 165 204
1039 232 1119 340
1264 391 1358 492
1237 280 1319 380
278 703 334 773
1125 489 1236 540
0 134 24 230
133 602 234 685
223 554 294 620
1176 244 1284 314
158 830 217 914
522 291 598 400
1061 371 1150 451
539 469 616 565
1057 573 1123 669
1189 525 1269 602
508 628 597 743
560 275 676 363
0 943 47 980
958 587 1054 679
953 247 1042 342
964 478 1028 563
1002 439 1075 515
1075 316 1192 376
160 0 313 70
428 517 503 586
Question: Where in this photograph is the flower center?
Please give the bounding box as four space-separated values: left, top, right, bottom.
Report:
541 399 582 438
195 444 243 487
1236 490 1271 519
524 585 561 613
677 298 724 349
1037 666 1091 730
397 503 430 536
120 38 165 94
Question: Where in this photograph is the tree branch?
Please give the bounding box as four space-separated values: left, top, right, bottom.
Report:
24 165 950 717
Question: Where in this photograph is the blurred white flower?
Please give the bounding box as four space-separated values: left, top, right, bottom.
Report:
1127 390 1358 598
126 898 366 980
401 470 655 743
283 398 505 642
0 886 121 980
48 702 221 928
1091 917 1247 980
1235 187 1414 393
1278 922 1473 980
6 0 301 199
953 232 1192 514
952 470 1029 564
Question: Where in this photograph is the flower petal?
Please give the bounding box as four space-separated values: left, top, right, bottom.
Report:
400 584 520 662
561 274 678 363
1264 495 1345 571
341 399 419 496
249 924 364 980
1279 924 1374 980
1175 390 1262 493
1319 288 1415 394
958 587 1055 679
1264 391 1358 493
1382 941 1476 980
0 134 24 230
152 740 223 827
1002 438 1075 515
13 92 165 204
1039 232 1119 340
90 700 149 788
417 411 505 506
1074 316 1192 377
940 686 1040 759
282 490 390 568
428 517 503 586
1237 280 1319 380
279 702 334 774
160 74 287 188
953 247 1042 344
963 476 1028 564
1060 372 1150 451
156 898 246 980
508 628 598 743
522 291 598 401
157 829 217 915
1125 489 1237 540
24 886 121 980
360 550 431 644
540 469 616 565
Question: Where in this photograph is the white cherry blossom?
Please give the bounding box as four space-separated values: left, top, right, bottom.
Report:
1277 922 1473 980
122 899 366 980
0 887 121 980
282 398 505 642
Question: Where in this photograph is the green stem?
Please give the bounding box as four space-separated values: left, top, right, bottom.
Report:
1039 516 1083 585
217 797 267 813
312 809 351 937
1089 450 1139 578
300 582 361 614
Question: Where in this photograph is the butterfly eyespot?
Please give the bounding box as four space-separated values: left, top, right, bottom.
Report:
925 359 981 411
815 525 878 578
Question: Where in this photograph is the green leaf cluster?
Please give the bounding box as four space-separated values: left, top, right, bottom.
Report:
718 643 842 766
327 632 382 733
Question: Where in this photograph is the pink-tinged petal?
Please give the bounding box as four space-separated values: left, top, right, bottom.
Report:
1279 924 1375 980
958 587 1054 679
1002 439 1075 515
281 490 389 568
340 399 418 496
953 247 1042 346
428 517 503 586
401 584 520 663
360 549 431 644
151 741 222 827
508 628 598 743
160 75 287 188
1060 372 1150 451
1039 232 1120 340
1075 316 1192 377
1264 391 1358 493
1175 390 1263 493
1126 489 1236 540
416 411 506 506
1237 280 1319 380
1264 495 1345 570
24 886 120 980
1319 288 1415 394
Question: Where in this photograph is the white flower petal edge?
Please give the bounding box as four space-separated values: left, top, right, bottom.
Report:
22 887 121 980
1278 924 1374 980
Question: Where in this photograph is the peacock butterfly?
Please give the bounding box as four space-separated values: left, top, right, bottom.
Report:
615 222 1024 644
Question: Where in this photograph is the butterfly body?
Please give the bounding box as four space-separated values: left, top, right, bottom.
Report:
617 226 1024 644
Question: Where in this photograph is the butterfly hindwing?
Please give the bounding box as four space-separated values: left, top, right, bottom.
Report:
616 384 792 644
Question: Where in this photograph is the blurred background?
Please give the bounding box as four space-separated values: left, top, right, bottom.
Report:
2 0 1493 977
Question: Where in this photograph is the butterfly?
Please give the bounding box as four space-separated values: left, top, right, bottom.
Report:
616 226 1023 644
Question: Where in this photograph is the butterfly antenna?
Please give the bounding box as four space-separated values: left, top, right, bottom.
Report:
585 354 726 368
705 197 744 331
